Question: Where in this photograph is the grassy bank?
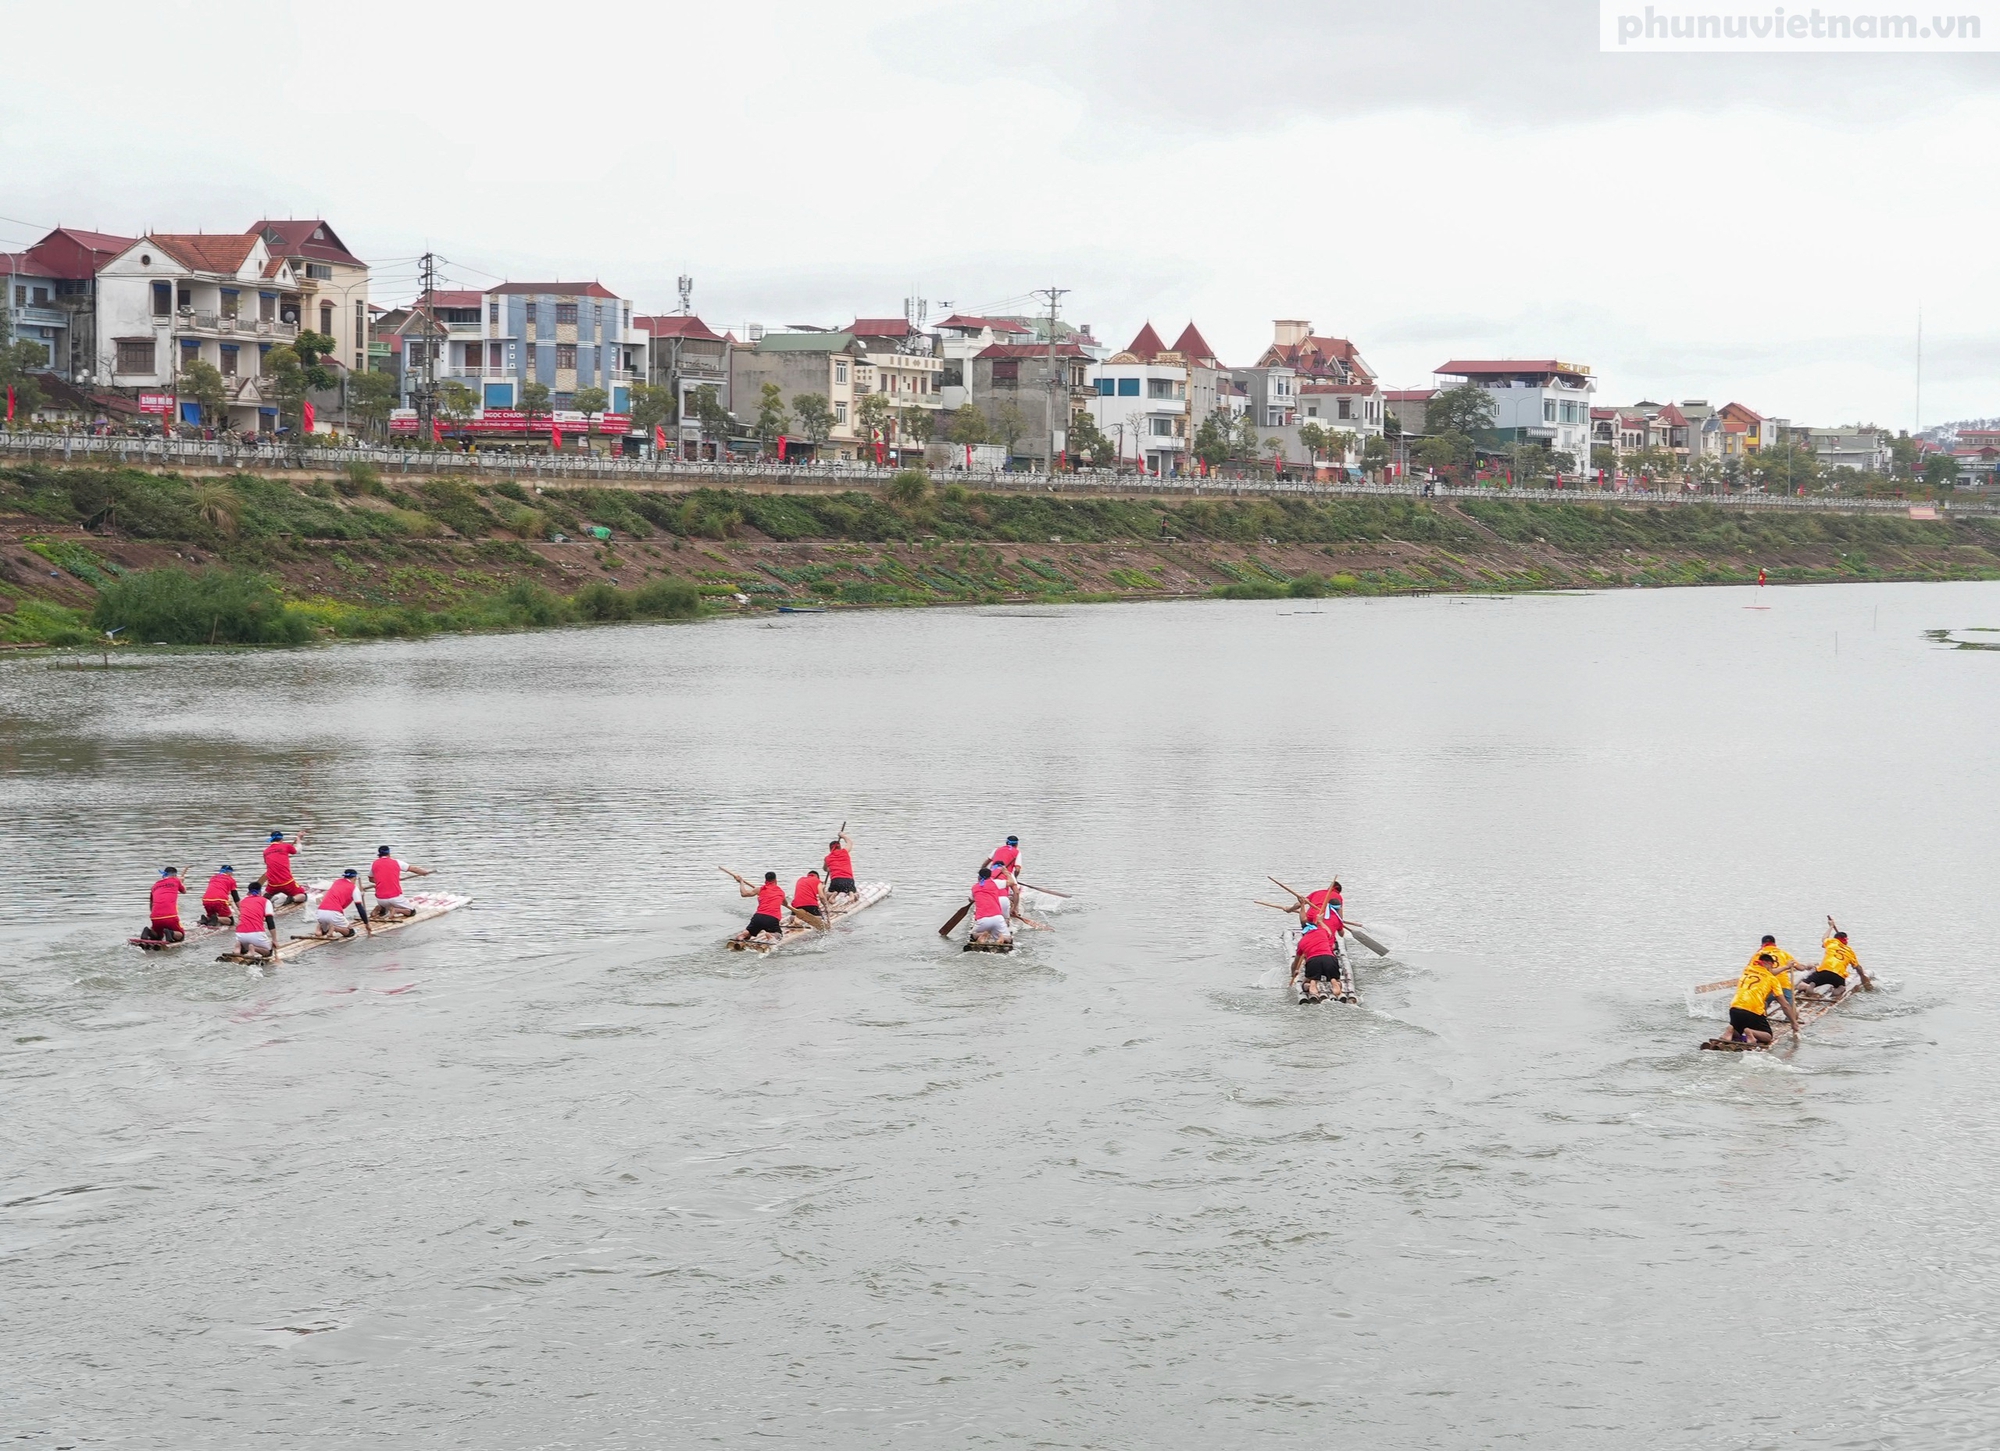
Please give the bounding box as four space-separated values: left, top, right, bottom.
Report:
5 463 2000 649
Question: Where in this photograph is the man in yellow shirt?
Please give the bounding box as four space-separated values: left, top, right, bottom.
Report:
1749 934 1797 976
1799 919 1873 1002
1726 949 1802 1048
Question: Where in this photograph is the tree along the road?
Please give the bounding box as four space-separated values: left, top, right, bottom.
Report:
0 310 46 421
1423 382 1499 439
178 359 229 427
948 404 989 446
347 369 399 440
755 382 790 443
572 386 609 438
792 391 835 445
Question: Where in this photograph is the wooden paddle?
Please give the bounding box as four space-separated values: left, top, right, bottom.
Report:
1255 899 1301 913
1341 921 1389 956
1012 911 1053 931
355 880 373 937
939 901 970 938
1016 881 1070 899
793 904 829 931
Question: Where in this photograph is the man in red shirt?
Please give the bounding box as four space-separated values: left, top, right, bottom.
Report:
200 866 241 926
262 832 307 905
233 884 275 959
969 867 1012 945
793 869 828 927
984 836 1022 917
368 846 433 919
823 833 858 905
309 869 363 939
1291 919 1344 1004
732 871 788 942
145 867 188 943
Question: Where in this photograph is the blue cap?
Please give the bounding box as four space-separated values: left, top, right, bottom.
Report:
377 846 391 855
342 868 358 878
160 866 177 875
247 882 264 894
1006 836 1018 845
269 830 284 841
220 865 234 873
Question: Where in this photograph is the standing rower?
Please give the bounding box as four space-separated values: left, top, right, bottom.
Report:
144 867 188 943
1725 949 1802 1048
1800 920 1873 1001
732 872 788 943
309 869 363 939
368 846 433 920
823 834 858 905
969 867 1013 946
262 831 308 906
233 883 275 960
199 865 241 926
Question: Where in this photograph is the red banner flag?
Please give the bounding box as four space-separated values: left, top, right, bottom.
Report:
964 443 973 468
430 417 443 443
5 385 13 422
779 435 788 462
654 424 667 450
551 424 564 451
301 400 315 433
874 432 885 466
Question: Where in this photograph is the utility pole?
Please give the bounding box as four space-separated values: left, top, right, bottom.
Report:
1033 284 1069 475
413 251 441 445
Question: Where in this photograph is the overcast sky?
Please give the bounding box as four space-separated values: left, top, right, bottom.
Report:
2 0 1994 426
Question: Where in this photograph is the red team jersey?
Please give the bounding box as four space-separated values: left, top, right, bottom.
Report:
319 878 357 913
263 840 301 886
238 896 269 933
150 877 186 920
369 857 403 898
202 872 236 906
756 882 786 917
1297 924 1336 959
794 875 822 909
971 878 1007 918
824 847 853 880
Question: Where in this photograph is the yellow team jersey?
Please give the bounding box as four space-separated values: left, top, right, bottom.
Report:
1747 945 1796 974
1731 961 1791 1016
1817 937 1858 979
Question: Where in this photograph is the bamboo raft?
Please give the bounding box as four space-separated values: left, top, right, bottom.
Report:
726 881 893 953
215 891 471 964
1693 969 1860 1050
130 897 303 952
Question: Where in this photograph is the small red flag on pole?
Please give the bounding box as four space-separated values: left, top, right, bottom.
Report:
551 423 564 451
301 400 315 433
654 424 667 450
430 417 443 444
778 434 788 462
5 385 14 422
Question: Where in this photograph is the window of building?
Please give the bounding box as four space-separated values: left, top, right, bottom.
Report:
320 302 334 336
465 342 484 370
1306 404 1319 417
1266 408 1284 427
991 359 1019 383
181 340 200 367
1338 398 1351 420
152 282 172 317
488 301 500 324
554 302 578 325
259 293 276 321
1543 399 1557 422
258 344 272 375
524 302 537 326
834 360 849 384
220 289 240 319
1097 378 1116 396
10 286 21 306
553 392 573 410
1147 378 1175 399
305 263 333 281
177 286 192 310
1117 377 1140 397
555 343 577 369
31 286 48 305
1151 416 1175 436
835 400 848 424
116 338 156 373
219 344 239 377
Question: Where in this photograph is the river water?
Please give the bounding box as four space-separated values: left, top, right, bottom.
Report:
4 582 1997 1449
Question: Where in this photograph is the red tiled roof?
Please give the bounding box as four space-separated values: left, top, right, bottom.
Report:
633 314 725 342
1656 404 1689 425
252 219 365 269
488 281 621 298
149 232 261 274
1298 382 1374 394
937 314 1029 333
1385 389 1437 402
1590 407 1617 418
414 290 485 308
976 342 1088 359
1123 322 1168 360
1719 401 1765 422
1171 322 1219 365
14 226 137 280
848 317 919 337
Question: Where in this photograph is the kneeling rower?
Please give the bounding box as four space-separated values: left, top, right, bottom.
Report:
233 883 275 959
1800 918 1872 1001
144 866 188 943
310 869 364 939
1292 918 1346 1003
969 868 1012 945
733 872 788 942
199 865 241 926
823 833 858 905
368 846 433 919
1726 948 1802 1047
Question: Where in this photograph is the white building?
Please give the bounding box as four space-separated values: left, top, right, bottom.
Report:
96 232 303 432
1088 322 1188 475
1432 358 1596 466
935 313 1033 410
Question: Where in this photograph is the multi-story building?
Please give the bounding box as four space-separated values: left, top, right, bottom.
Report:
95 232 305 431
1384 388 1436 436
1806 427 1892 474
252 220 370 375
729 330 868 460
936 313 1033 409
1089 323 1190 475
1717 401 1770 453
967 341 1091 468
2 227 133 385
1432 358 1596 465
635 313 732 451
403 282 642 415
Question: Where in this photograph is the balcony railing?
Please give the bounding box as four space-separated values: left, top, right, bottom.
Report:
443 320 485 335
447 365 513 380
174 310 298 341
10 305 68 329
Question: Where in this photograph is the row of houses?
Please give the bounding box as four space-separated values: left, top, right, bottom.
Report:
6 216 1983 483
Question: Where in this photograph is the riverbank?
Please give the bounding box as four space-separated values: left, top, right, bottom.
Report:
6 463 1999 646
